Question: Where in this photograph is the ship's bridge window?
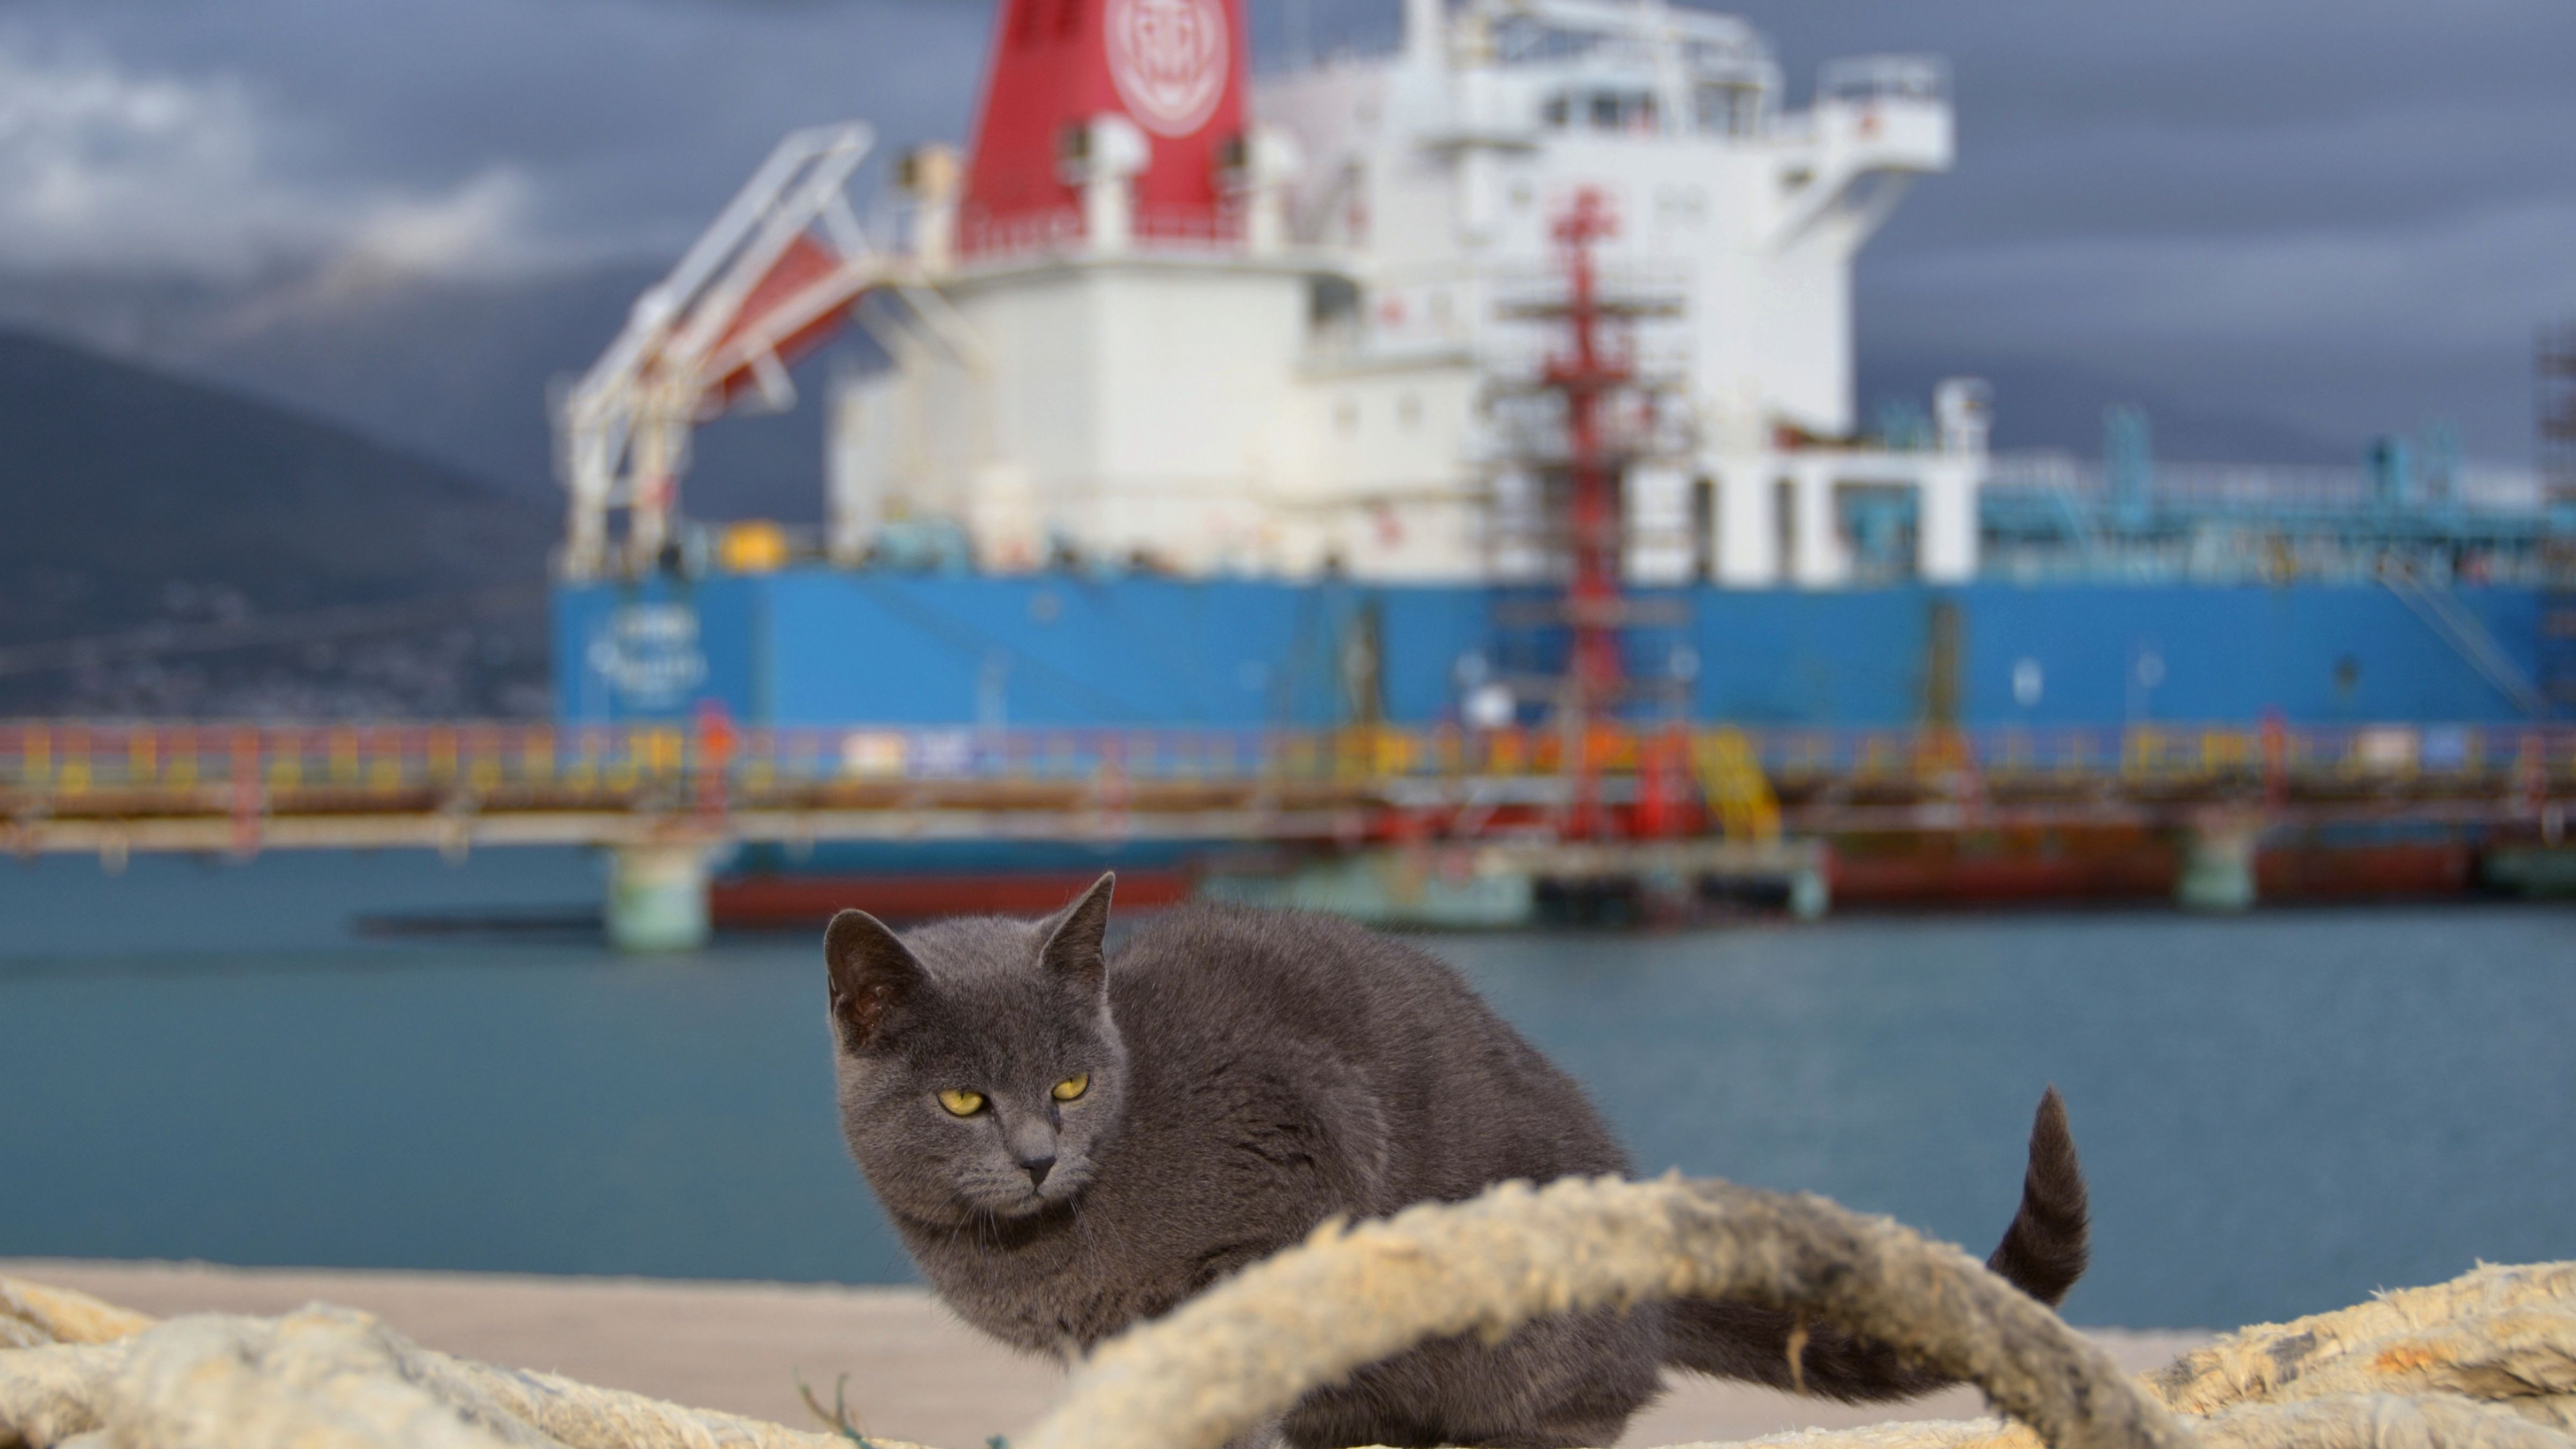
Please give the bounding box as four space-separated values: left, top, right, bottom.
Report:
1549 89 1659 132
1586 90 1658 133
1309 274 1360 329
1693 83 1760 136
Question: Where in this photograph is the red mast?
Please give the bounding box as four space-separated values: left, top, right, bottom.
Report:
1542 189 1629 838
1548 189 1627 728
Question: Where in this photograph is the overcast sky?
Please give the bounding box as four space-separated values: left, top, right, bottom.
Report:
1 0 2571 460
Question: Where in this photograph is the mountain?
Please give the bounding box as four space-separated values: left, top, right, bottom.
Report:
0 263 867 525
0 326 555 717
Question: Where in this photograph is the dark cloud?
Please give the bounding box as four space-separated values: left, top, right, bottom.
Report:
1 0 2569 464
0 0 987 264
1741 0 2576 460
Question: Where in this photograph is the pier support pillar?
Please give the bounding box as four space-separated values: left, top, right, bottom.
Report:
2176 818 2259 913
1788 862 1831 920
608 842 714 953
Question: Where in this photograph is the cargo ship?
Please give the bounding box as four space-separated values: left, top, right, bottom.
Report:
546 0 2576 917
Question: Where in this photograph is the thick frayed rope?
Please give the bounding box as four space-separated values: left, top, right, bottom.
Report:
2151 1263 2576 1431
1021 1173 2188 1449
1653 1395 2575 1449
0 1281 152 1351
7 1182 2576 1449
0 1299 923 1449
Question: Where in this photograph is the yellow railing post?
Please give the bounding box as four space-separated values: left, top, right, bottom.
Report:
1690 727 1780 843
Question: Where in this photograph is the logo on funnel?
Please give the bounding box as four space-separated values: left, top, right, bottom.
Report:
1106 0 1228 137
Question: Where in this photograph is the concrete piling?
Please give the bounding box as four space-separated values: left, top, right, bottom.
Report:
606 841 714 952
2175 817 2259 912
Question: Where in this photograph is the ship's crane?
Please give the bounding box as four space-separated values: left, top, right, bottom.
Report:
555 122 906 580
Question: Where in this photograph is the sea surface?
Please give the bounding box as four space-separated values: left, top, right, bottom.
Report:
3 847 2572 1331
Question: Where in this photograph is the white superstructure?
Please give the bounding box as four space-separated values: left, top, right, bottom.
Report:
563 0 1991 586
1239 0 1983 585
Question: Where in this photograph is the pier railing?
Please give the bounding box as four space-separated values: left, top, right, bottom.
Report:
4 718 2573 859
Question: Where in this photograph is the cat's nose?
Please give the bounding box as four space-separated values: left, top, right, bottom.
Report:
1019 1155 1056 1188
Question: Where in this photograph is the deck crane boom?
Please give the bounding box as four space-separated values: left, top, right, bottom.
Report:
555 121 908 580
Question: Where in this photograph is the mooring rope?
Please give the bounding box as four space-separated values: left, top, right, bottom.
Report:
0 1279 153 1350
0 1300 892 1449
1022 1173 2182 1449
5 1175 2573 1449
2149 1262 2576 1428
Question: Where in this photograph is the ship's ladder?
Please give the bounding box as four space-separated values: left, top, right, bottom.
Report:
1691 727 1781 843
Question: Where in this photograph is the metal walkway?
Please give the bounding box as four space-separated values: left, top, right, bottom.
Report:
7 718 2571 861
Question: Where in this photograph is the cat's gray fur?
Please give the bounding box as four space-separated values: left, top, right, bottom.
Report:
825 875 2088 1449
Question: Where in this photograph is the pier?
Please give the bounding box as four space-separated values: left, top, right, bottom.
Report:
6 717 2571 947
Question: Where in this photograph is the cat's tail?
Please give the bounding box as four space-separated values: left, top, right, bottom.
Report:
1661 1085 2090 1403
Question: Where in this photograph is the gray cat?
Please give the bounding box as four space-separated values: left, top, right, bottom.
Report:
824 874 2088 1448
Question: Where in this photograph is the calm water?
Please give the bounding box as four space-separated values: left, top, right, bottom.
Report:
3 849 2572 1330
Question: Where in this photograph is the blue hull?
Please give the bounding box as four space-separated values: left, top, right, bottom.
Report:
555 569 2549 729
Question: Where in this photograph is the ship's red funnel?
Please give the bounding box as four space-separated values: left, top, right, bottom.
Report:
961 0 1246 252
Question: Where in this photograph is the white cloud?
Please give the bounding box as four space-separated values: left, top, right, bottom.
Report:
0 38 549 280
345 170 539 275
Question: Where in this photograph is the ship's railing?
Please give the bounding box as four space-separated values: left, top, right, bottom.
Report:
955 205 1248 264
1480 403 1697 468
1477 0 1774 85
956 209 1084 262
1986 452 2549 515
1487 261 1692 323
1817 55 1948 105
8 719 2576 800
1482 335 1696 386
1752 720 2576 790
1132 203 1249 250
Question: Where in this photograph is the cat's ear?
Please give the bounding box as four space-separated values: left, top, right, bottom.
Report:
1038 872 1116 994
824 909 923 1048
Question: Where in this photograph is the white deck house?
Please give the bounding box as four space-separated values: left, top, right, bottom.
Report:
820 0 1990 586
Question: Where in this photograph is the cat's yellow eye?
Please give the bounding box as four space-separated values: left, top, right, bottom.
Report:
936 1089 985 1117
1051 1073 1089 1102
